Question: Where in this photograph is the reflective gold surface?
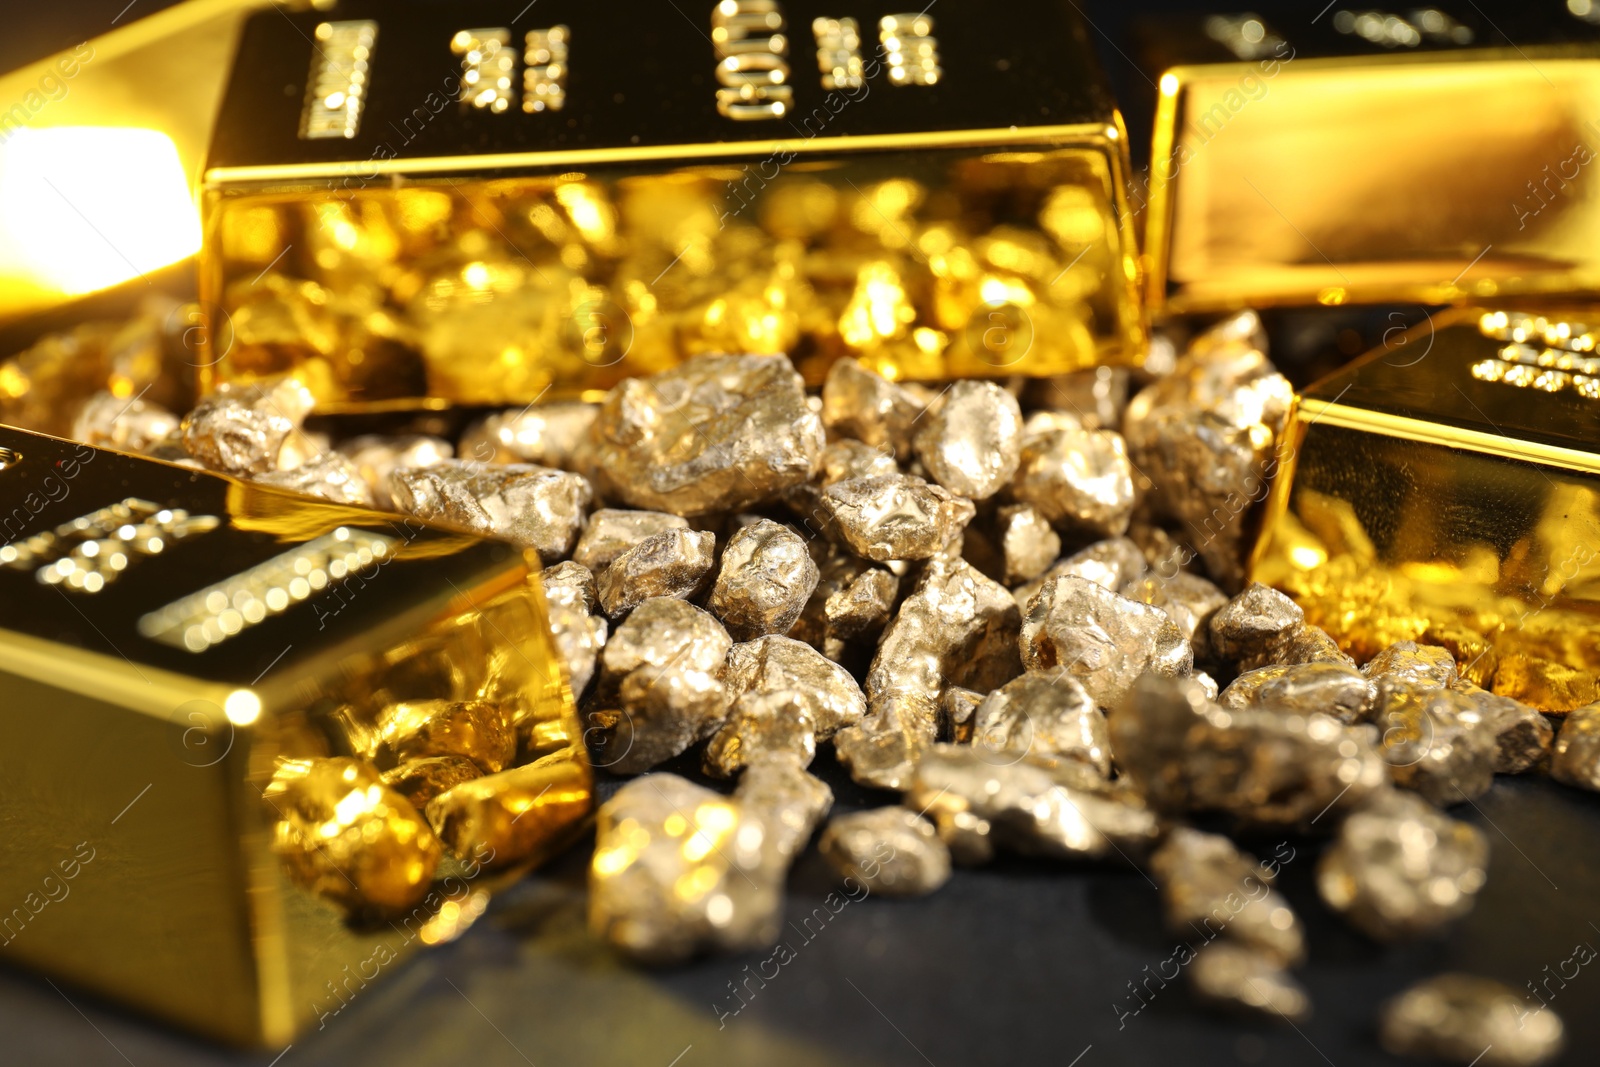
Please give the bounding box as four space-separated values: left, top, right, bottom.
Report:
0 425 588 1045
1251 309 1600 711
1147 51 1600 314
0 0 291 321
202 140 1142 407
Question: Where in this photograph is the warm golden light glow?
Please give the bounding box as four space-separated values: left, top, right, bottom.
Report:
0 127 200 296
223 688 262 726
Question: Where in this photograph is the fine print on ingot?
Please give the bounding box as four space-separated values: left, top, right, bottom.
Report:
0 425 588 1045
1251 308 1600 713
1136 5 1600 316
197 0 1144 410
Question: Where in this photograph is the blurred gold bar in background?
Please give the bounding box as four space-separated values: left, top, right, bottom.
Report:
1140 8 1600 315
0 426 588 1044
198 1 1145 411
0 0 308 325
1252 308 1600 711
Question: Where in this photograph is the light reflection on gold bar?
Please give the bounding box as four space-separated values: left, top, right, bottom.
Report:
1147 50 1600 314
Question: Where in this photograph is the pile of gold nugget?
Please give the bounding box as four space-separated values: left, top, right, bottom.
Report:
8 299 1594 1067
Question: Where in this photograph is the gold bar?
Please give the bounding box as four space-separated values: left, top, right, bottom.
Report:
1140 9 1600 315
0 0 308 325
1251 307 1600 711
198 1 1145 410
0 425 588 1044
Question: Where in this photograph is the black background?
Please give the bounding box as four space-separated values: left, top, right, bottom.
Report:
4 4 1600 1066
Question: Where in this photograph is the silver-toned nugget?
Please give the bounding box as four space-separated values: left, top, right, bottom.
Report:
906 744 1161 861
72 390 179 454
1317 788 1488 941
1453 684 1553 775
1272 623 1356 668
970 671 1111 776
1010 419 1135 539
460 402 598 469
541 561 605 697
1209 582 1303 668
573 508 692 574
1552 702 1600 790
1149 828 1304 965
542 560 598 614
336 434 454 509
1123 312 1293 592
994 504 1062 586
596 529 717 617
390 460 592 563
1379 975 1563 1067
545 598 606 700
818 808 951 897
254 452 376 507
707 518 819 641
1111 675 1387 826
589 775 782 964
818 438 900 487
1019 576 1191 712
703 689 817 778
1363 640 1460 689
1127 571 1227 660
589 354 825 516
1189 943 1311 1023
864 558 1021 726
913 380 1023 501
820 357 923 455
1013 536 1148 611
723 635 866 740
822 473 976 562
181 376 315 474
608 665 729 775
1220 662 1377 725
1374 683 1495 805
734 755 833 862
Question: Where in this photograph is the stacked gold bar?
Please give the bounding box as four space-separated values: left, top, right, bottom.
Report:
197 0 1144 409
0 425 588 1044
1138 8 1600 315
1252 309 1600 711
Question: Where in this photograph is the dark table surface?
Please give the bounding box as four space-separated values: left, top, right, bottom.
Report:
6 3 1600 1066
4 751 1600 1067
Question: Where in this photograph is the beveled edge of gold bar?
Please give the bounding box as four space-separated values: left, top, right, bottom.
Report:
0 625 236 722
202 123 1123 185
1144 46 1600 316
1294 397 1600 476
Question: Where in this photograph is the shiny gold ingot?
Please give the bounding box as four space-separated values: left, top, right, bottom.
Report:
1252 309 1600 712
0 0 301 323
198 3 1144 411
1145 30 1600 314
0 425 588 1045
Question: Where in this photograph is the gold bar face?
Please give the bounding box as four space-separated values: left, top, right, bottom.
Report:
204 144 1137 407
1251 309 1600 711
1143 16 1600 314
0 426 588 1045
197 2 1144 410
